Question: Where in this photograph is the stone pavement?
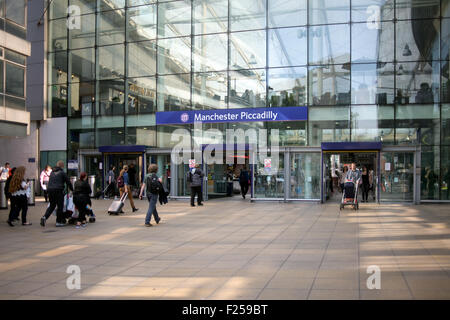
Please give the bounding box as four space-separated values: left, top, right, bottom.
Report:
0 197 449 300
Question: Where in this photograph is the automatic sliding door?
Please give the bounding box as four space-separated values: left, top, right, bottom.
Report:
289 153 321 200
380 152 414 201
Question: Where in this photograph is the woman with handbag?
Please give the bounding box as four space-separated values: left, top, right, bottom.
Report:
40 165 52 202
7 166 31 227
73 172 92 228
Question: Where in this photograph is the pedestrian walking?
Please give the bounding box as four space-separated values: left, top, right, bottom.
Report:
188 164 204 207
7 167 32 227
40 160 74 227
339 166 348 192
239 167 250 199
139 164 162 227
73 172 92 229
128 163 137 197
40 165 52 202
105 165 116 199
0 162 10 181
361 166 370 202
118 165 138 213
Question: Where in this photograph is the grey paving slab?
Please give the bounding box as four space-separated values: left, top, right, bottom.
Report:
0 198 448 300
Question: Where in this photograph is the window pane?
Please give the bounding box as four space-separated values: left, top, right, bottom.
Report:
128 0 156 7
70 0 96 14
268 0 307 28
309 24 350 65
351 63 395 105
192 71 227 110
157 1 191 38
230 0 266 31
193 33 228 72
98 79 125 116
441 104 450 145
5 49 26 65
157 37 191 75
49 0 67 20
49 18 68 51
157 74 191 111
289 153 321 199
71 48 95 82
269 27 307 67
99 0 125 11
309 0 350 25
98 9 126 46
98 44 125 80
229 69 266 109
49 84 68 117
396 104 440 145
128 77 156 114
128 41 156 77
268 67 307 107
395 61 440 104
69 14 95 49
441 146 450 200
421 146 440 200
0 61 3 91
396 19 440 62
308 106 350 146
230 30 266 70
128 4 156 42
69 81 95 117
193 0 228 35
351 22 394 63
443 60 450 103
308 65 351 106
351 105 394 142
5 0 26 26
5 62 24 97
396 0 439 20
48 51 68 85
351 0 394 22
442 19 450 62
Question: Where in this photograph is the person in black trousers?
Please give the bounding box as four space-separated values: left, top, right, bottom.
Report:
73 172 92 228
40 160 73 227
239 168 250 199
361 166 370 202
7 167 31 227
189 164 204 207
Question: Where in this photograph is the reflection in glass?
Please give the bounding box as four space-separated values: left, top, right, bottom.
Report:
308 106 350 146
193 0 228 35
98 44 125 80
229 69 266 109
49 84 68 117
157 1 191 38
230 0 266 31
71 48 95 82
351 0 394 22
230 30 266 70
441 146 450 200
69 14 95 49
268 27 307 67
268 67 307 107
351 22 394 63
254 154 284 199
128 41 156 77
157 37 191 75
309 0 350 25
351 63 395 105
396 104 440 145
308 24 350 65
308 65 351 106
351 105 394 142
126 126 157 147
443 61 450 103
70 0 96 15
127 77 156 114
99 0 125 11
395 61 440 104
443 104 450 145
5 63 24 97
48 51 68 85
396 19 440 62
193 33 228 72
192 72 227 110
69 81 95 117
157 74 190 111
98 79 125 116
442 18 449 62
49 19 68 51
396 0 439 20
421 146 440 200
380 152 414 201
98 9 126 46
290 153 321 199
268 121 307 146
268 0 306 28
128 5 156 42
49 0 67 19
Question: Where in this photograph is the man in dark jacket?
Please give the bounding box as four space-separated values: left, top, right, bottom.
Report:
40 160 73 227
189 164 204 207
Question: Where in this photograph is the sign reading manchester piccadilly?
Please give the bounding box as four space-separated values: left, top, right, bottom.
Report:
156 106 308 125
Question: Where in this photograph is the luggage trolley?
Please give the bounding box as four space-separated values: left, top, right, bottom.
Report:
340 178 360 211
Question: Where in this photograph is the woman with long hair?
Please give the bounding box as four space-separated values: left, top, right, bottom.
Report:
73 172 91 228
7 166 31 227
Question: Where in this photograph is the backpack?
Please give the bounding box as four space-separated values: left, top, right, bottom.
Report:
117 175 124 188
146 174 161 194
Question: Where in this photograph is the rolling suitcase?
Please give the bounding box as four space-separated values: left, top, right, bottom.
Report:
108 192 127 215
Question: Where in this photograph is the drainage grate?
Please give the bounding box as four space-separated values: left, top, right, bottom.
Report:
42 230 58 233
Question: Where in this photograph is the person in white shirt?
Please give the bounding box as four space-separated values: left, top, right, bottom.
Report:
0 162 10 181
40 165 52 202
7 166 31 227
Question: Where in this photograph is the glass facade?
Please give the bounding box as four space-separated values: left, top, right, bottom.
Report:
0 0 27 39
48 0 450 201
0 48 26 110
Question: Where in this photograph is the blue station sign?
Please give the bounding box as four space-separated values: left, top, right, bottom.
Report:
156 106 308 125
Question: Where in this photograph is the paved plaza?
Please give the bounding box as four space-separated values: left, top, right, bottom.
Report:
0 197 449 300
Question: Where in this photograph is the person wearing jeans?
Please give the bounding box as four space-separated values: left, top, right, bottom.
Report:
140 164 161 227
41 160 73 227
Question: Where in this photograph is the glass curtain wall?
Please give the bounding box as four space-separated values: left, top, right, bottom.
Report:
47 0 450 200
